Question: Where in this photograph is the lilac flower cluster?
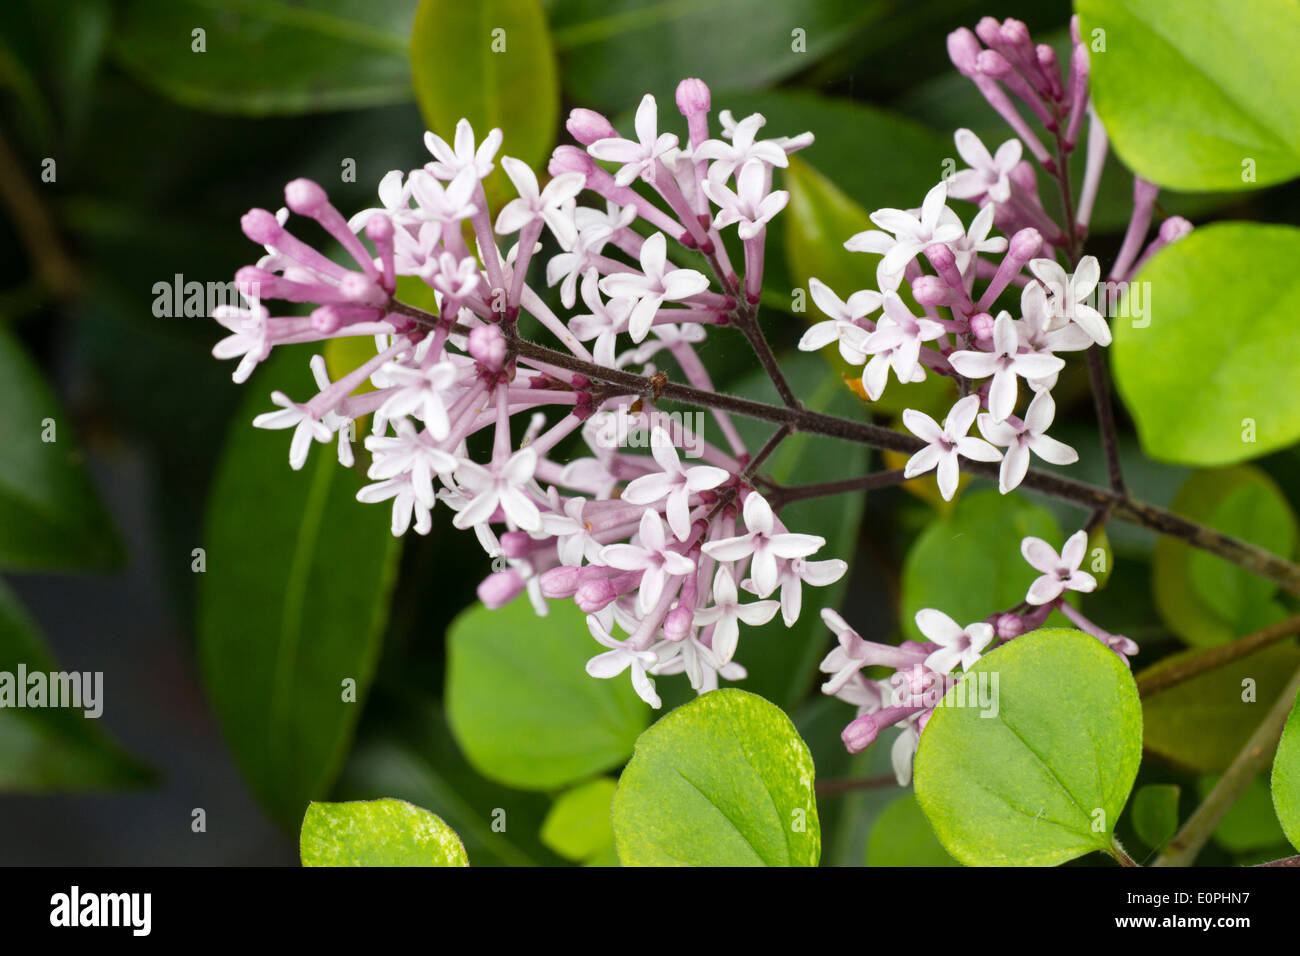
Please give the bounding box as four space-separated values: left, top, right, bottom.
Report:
212 79 846 710
808 15 1178 781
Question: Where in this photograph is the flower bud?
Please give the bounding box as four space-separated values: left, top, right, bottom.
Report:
662 605 693 641
969 311 995 344
675 78 711 117
548 145 595 178
539 565 581 598
946 28 983 76
241 208 284 245
477 569 524 609
311 305 344 334
995 612 1025 640
1160 216 1193 243
566 108 616 145
284 178 330 216
976 49 1012 79
365 212 394 242
468 324 507 371
1008 226 1043 261
841 714 879 754
575 578 618 613
499 530 534 559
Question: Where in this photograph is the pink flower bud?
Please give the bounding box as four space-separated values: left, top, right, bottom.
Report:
969 311 995 344
575 578 618 613
566 108 616 145
284 178 330 216
539 566 581 599
662 605 693 641
1008 227 1043 261
478 569 524 609
976 49 1012 79
311 305 344 334
1160 216 1193 242
841 714 879 754
996 612 1024 640
911 275 953 308
947 28 983 76
675 78 711 117
338 272 385 308
549 145 595 178
365 213 394 242
241 208 283 245
468 324 506 371
499 530 534 559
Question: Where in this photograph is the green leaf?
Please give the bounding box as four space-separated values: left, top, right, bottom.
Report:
900 489 1063 642
723 351 867 709
300 798 469 866
914 629 1143 866
0 581 152 791
198 349 402 827
335 699 563 867
1140 643 1300 773
540 777 617 864
611 688 820 866
1198 774 1286 852
1077 0 1300 191
1272 685 1300 852
411 0 558 193
445 596 650 790
0 326 123 572
550 1 886 112
1130 783 1180 850
784 156 876 318
1112 222 1300 466
865 793 957 867
113 0 418 115
1151 466 1296 647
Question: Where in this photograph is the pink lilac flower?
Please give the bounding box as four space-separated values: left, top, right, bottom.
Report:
620 427 730 541
702 492 825 598
948 310 1064 421
1021 529 1097 604
914 608 995 673
901 395 1003 500
946 128 1022 203
977 389 1078 492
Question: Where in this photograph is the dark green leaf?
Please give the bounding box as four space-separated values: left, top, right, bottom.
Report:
0 326 123 572
198 349 402 827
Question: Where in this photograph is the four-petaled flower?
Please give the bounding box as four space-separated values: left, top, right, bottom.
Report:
701 492 826 598
946 128 1022 204
601 509 695 614
901 395 1002 500
588 93 679 186
702 159 790 239
252 390 331 470
1021 530 1097 605
869 181 964 277
1028 255 1110 346
693 566 780 665
914 608 995 673
598 232 709 342
621 427 730 541
584 616 662 708
949 310 1064 422
798 278 882 362
977 390 1078 493
494 157 586 246
453 448 543 533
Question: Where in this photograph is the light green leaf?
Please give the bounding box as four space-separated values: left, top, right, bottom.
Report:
900 489 1063 642
113 0 419 115
1151 466 1295 647
301 798 468 866
445 597 650 790
612 689 820 866
1112 222 1300 466
1077 0 1300 190
540 777 617 863
1272 686 1300 852
550 1 886 112
411 0 558 195
865 793 957 867
1199 774 1286 852
0 580 152 791
1130 783 1180 850
0 326 123 572
1140 644 1300 773
914 629 1143 866
198 348 402 827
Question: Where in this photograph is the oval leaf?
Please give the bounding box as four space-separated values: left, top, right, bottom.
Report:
900 489 1062 642
865 794 957 867
446 596 650 790
113 0 418 115
411 0 558 186
301 798 468 866
611 689 819 866
914 629 1143 866
540 777 617 864
1130 783 1180 850
1140 643 1300 773
1271 686 1300 852
198 349 401 827
1078 0 1300 190
1112 222 1300 465
1151 466 1296 647
0 581 151 791
0 326 122 572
